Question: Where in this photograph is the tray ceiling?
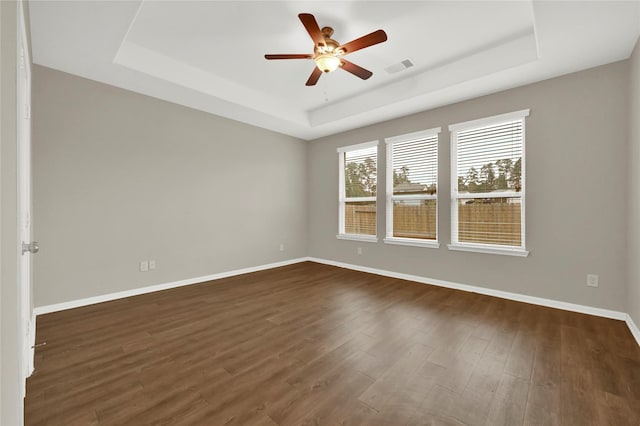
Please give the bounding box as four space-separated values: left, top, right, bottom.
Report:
29 1 640 140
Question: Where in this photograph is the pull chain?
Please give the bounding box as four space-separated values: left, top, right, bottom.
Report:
323 75 330 103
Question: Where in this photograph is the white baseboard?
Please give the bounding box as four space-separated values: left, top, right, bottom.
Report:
307 257 628 321
21 311 36 400
627 314 640 347
34 257 308 316
33 255 639 348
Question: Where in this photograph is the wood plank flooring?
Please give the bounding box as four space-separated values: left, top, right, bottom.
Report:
25 262 640 425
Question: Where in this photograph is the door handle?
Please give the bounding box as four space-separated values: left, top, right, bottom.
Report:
22 241 39 255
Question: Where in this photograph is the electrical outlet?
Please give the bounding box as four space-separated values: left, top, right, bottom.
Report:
149 260 156 270
357 247 363 255
140 261 148 272
279 243 284 252
587 274 599 287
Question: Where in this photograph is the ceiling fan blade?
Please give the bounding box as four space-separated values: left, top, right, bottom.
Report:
305 67 323 86
298 13 326 48
340 59 373 80
265 54 313 60
339 29 387 55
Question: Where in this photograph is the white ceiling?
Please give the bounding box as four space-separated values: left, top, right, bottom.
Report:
29 1 640 140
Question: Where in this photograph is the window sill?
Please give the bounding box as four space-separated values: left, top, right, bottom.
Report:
336 234 378 243
384 237 440 249
447 244 529 257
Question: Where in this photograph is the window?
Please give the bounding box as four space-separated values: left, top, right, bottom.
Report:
337 141 378 242
384 128 441 248
449 110 529 256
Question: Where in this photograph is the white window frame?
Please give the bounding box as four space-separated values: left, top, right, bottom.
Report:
448 109 530 257
337 141 379 242
384 127 441 248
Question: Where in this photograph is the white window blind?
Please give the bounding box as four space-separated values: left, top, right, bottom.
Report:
385 128 440 247
450 110 529 253
338 142 378 239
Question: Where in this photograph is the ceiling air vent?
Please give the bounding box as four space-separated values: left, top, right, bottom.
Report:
384 59 414 74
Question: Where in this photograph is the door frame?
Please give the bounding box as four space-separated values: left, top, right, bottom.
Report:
17 0 35 387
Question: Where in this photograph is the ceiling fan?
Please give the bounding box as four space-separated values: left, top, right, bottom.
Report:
265 13 388 86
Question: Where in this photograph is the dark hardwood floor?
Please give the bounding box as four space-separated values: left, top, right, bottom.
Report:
25 262 640 425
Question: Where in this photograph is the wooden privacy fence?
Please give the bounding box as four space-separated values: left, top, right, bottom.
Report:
345 202 521 246
345 204 377 235
458 202 521 246
393 203 436 239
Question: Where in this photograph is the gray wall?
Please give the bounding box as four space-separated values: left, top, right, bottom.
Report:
32 66 308 307
308 61 629 312
629 39 640 328
31 38 639 318
1 1 23 424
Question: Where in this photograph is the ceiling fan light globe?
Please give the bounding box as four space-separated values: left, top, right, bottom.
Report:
315 54 340 73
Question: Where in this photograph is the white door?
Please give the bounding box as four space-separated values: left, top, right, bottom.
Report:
17 0 35 382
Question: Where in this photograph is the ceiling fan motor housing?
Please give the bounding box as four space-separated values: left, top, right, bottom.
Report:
313 27 342 73
315 28 342 55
